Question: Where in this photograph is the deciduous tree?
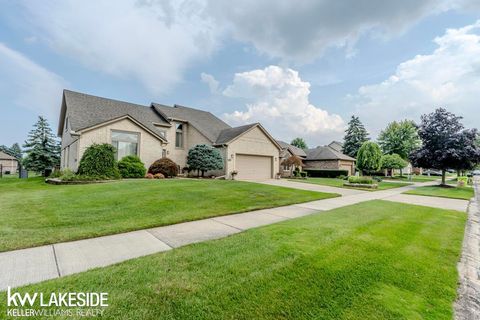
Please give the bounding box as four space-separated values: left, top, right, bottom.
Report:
290 137 307 150
356 142 382 175
410 108 480 185
378 120 420 160
380 154 408 176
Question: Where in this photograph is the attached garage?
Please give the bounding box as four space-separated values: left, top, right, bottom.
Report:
235 154 273 180
215 123 281 180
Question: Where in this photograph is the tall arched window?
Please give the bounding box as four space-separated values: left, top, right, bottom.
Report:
175 123 183 148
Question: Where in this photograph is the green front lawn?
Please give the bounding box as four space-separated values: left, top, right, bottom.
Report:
383 175 440 182
290 177 412 191
0 177 337 252
1 201 465 319
404 185 474 200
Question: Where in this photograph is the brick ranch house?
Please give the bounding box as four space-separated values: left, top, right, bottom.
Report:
278 140 356 176
0 151 18 174
304 143 356 176
58 90 282 180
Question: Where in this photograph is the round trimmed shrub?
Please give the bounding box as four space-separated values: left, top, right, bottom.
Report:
118 155 146 178
145 173 154 179
77 143 120 179
153 173 165 179
148 158 179 178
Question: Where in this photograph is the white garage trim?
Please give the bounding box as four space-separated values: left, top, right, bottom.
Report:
235 154 273 180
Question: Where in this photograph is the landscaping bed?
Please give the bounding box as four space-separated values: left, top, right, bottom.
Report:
1 200 465 319
0 177 338 252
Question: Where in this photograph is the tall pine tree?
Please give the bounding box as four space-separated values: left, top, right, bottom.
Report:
10 143 22 160
23 116 60 174
342 116 369 158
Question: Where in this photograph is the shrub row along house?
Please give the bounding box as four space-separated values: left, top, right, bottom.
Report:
58 90 282 180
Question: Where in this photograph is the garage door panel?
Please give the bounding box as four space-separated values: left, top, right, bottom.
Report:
236 154 272 180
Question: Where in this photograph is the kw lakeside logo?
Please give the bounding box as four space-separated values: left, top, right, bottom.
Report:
5 287 108 317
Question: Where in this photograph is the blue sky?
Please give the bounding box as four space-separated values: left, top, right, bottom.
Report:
1 1 480 148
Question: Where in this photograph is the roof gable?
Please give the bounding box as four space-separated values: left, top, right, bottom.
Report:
328 140 343 152
59 90 169 139
276 140 307 157
215 123 281 150
152 103 231 143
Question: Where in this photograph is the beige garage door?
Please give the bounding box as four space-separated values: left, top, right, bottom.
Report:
236 154 272 180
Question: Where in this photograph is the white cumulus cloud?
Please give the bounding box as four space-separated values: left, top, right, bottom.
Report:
200 72 220 94
222 66 345 145
352 20 480 135
0 43 67 118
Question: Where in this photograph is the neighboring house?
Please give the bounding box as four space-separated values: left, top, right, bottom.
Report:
277 141 307 177
304 144 356 175
0 151 18 174
328 140 343 153
58 90 281 180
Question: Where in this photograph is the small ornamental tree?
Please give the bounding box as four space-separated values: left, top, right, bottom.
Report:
148 158 179 177
410 108 480 185
23 116 60 174
381 154 408 176
281 155 304 176
290 138 308 150
118 155 146 178
356 142 382 176
342 116 369 158
77 143 120 179
187 144 224 177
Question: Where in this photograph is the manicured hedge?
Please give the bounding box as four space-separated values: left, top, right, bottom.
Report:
304 169 348 178
118 155 146 178
148 158 179 178
348 176 373 184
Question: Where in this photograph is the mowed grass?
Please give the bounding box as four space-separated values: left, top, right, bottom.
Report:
290 177 412 191
383 175 440 183
0 201 466 319
0 177 337 252
404 185 474 200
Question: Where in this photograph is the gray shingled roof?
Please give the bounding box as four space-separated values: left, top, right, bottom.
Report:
60 90 169 139
277 140 307 157
305 146 355 161
0 151 17 160
152 103 231 143
215 123 258 145
328 140 343 152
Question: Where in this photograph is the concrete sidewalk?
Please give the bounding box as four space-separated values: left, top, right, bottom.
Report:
0 179 469 291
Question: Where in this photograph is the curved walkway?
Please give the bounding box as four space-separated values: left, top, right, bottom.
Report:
0 179 469 291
